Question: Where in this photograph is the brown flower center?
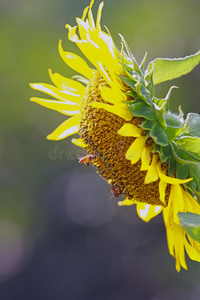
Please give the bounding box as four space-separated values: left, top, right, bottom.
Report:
79 71 170 206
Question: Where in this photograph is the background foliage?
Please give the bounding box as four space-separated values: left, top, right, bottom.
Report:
1 0 200 299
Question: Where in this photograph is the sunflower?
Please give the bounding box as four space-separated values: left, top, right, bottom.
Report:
30 0 200 272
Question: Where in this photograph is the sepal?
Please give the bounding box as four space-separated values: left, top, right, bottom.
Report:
126 101 155 120
119 34 141 74
187 163 200 195
150 122 169 146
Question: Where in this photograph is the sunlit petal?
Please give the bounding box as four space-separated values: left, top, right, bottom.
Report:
58 40 94 79
47 116 80 140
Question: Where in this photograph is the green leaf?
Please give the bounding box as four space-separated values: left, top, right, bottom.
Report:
165 113 183 127
165 125 183 142
150 122 169 146
136 78 153 105
119 75 137 91
188 164 200 194
125 89 137 99
126 101 156 120
140 119 154 130
160 145 172 162
176 136 200 161
152 143 160 153
147 50 200 85
168 155 176 176
178 212 200 243
170 142 198 165
176 163 188 179
183 113 200 137
154 102 167 129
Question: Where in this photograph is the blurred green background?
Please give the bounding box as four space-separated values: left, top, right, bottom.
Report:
1 0 200 299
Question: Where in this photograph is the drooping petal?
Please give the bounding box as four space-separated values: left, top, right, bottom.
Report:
144 154 159 184
157 164 193 184
168 184 184 224
173 226 188 271
47 115 80 140
118 123 143 137
126 136 147 164
140 147 151 171
136 203 162 222
185 236 200 262
182 187 200 213
159 179 167 205
162 209 188 272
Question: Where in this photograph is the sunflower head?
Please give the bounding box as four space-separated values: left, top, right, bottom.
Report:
30 0 200 272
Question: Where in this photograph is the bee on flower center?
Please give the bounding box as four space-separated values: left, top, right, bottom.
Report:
111 185 122 197
79 153 96 166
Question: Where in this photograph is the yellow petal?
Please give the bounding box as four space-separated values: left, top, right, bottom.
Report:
173 226 188 271
170 184 184 224
30 97 80 115
118 123 143 137
89 0 95 10
58 40 94 79
90 102 133 121
71 138 87 148
30 83 81 104
163 211 175 257
140 146 151 171
66 19 120 87
48 69 85 95
182 187 200 214
159 179 167 205
47 116 80 140
157 164 193 184
126 136 147 164
118 198 135 206
100 85 127 104
81 5 89 21
185 236 200 262
76 18 89 40
96 2 104 31
144 155 159 184
162 211 188 271
88 4 95 29
136 203 162 222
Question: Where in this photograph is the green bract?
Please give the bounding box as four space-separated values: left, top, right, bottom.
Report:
120 35 200 205
178 212 200 243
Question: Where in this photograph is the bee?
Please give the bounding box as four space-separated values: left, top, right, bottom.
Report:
79 153 95 166
111 185 122 197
